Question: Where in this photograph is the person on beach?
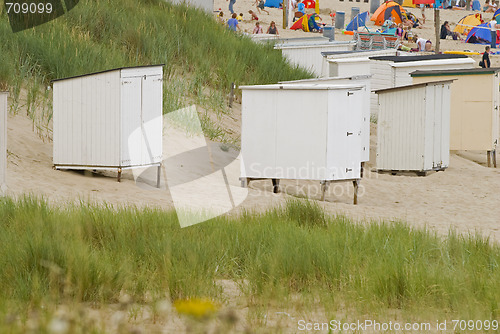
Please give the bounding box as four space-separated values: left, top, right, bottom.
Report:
253 21 264 34
414 35 429 51
254 0 270 14
396 23 409 40
440 21 458 40
249 10 259 20
424 40 433 52
480 46 491 67
227 13 241 31
267 21 279 35
227 0 236 14
484 0 497 12
217 11 225 24
297 0 305 15
489 17 498 48
236 12 243 21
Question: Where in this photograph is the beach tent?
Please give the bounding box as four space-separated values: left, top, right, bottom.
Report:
466 22 498 44
402 0 416 8
370 1 406 26
494 8 500 23
265 0 282 8
290 14 311 31
346 11 369 31
290 13 322 32
454 13 482 35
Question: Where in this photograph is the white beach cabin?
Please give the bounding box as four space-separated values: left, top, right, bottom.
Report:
240 83 364 203
369 54 475 115
319 49 407 78
52 65 164 184
0 92 7 194
375 80 452 175
274 40 355 76
278 75 371 163
411 68 499 167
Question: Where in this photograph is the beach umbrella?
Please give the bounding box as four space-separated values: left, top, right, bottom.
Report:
454 13 482 35
370 1 406 26
346 11 369 31
466 22 498 44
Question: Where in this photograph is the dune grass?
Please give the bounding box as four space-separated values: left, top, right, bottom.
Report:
0 0 312 143
0 0 312 135
0 196 499 330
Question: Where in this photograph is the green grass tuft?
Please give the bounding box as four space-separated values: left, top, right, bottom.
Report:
0 196 499 322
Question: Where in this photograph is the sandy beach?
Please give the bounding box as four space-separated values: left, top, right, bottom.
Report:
215 0 500 65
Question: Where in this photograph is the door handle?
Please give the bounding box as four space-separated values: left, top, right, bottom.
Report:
346 168 352 172
347 132 353 136
347 92 354 96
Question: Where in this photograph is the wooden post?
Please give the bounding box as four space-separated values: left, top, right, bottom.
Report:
117 168 122 182
487 150 491 167
156 164 161 188
240 177 249 188
434 9 440 53
320 181 328 201
493 149 497 167
353 180 359 205
283 0 287 29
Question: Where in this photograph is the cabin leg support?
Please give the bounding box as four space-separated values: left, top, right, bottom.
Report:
320 181 329 201
361 162 365 178
240 177 249 188
271 179 280 194
493 149 497 168
156 164 161 188
487 150 492 167
117 168 122 183
353 180 359 205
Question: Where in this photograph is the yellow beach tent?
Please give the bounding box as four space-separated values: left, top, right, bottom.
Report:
454 13 482 35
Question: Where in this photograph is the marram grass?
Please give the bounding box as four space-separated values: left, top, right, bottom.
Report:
0 196 499 323
0 0 312 110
